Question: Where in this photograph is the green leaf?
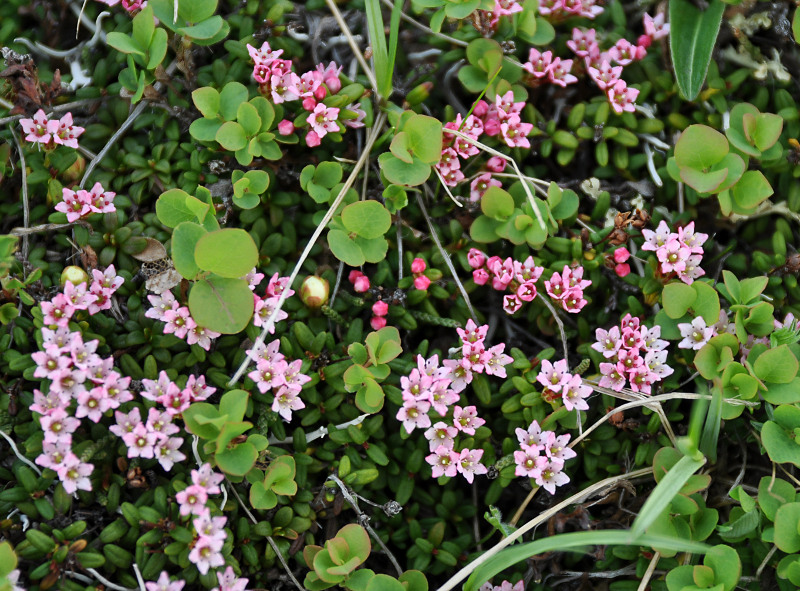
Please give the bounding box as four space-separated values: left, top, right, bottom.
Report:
364 0 390 98
470 215 502 243
775 503 800 553
464 530 709 591
354 235 388 264
481 186 515 220
194 229 259 278
182 402 222 439
106 32 145 56
314 161 343 188
365 575 404 591
188 276 254 334
132 6 155 53
404 114 443 165
179 15 225 40
250 97 275 132
337 524 371 563
692 281 721 325
178 0 218 23
761 377 800 405
679 167 728 194
215 442 257 476
237 101 262 136
219 81 249 121
215 121 247 151
156 189 209 227
632 452 706 538
219 389 249 422
749 113 783 152
389 132 414 164
762 420 800 467
669 0 725 100
674 125 729 169
753 345 798 384
662 282 697 318
328 230 365 266
341 201 392 239
189 118 222 142
704 545 741 591
250 481 278 510
171 221 207 280
731 170 773 210
378 152 431 186
147 28 169 70
758 476 795 521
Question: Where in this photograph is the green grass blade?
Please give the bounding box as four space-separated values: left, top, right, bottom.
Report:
464 530 709 590
699 383 722 463
629 453 705 539
365 0 390 99
669 0 725 100
386 0 402 95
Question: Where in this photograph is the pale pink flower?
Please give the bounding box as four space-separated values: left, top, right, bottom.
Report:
145 572 185 591
587 60 623 91
20 109 58 144
53 113 84 149
306 104 340 138
547 58 578 87
59 454 94 494
426 445 459 478
452 405 485 435
532 457 570 494
522 49 553 77
456 448 488 483
272 385 305 420
608 80 640 114
424 422 458 451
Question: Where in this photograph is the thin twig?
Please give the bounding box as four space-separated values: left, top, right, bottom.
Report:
329 261 345 308
229 112 387 386
396 210 404 281
417 190 478 322
637 551 660 591
8 127 29 266
0 98 108 127
436 468 654 591
327 474 404 577
323 0 378 93
0 430 41 476
80 568 137 591
131 563 146 591
10 222 79 236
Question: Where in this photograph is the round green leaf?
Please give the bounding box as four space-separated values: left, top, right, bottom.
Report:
328 229 365 266
674 125 729 169
481 186 515 220
219 81 249 121
663 281 697 318
191 88 220 120
171 221 207 280
194 229 258 278
215 442 257 476
215 121 247 151
774 502 800 552
341 200 391 239
189 118 222 142
753 345 798 384
378 152 431 186
237 101 262 136
703 545 740 591
188 276 254 334
732 170 773 210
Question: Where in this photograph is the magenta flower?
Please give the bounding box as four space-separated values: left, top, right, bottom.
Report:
56 188 92 223
608 80 640 114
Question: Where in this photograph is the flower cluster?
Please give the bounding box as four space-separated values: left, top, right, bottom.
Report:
109 406 186 470
245 42 365 147
642 220 707 285
20 110 84 148
172 463 229 575
145 290 221 351
593 313 673 394
247 338 310 421
544 265 591 313
253 272 294 332
513 420 574 494
537 0 603 20
55 182 116 223
536 359 593 412
521 12 668 113
468 250 591 315
436 92 533 188
397 321 512 483
140 371 215 415
32 327 132 493
41 265 124 326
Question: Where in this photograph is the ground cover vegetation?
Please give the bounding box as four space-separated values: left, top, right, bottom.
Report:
1 0 800 588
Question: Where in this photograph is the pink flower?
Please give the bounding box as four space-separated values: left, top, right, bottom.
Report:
514 447 545 478
306 104 340 138
452 405 485 435
352 273 370 293
607 80 640 114
397 397 432 433
547 58 578 87
473 268 490 285
272 385 305 420
469 173 502 202
599 362 626 391
59 455 94 494
614 247 631 263
516 420 546 450
678 316 714 350
247 41 283 66
56 188 92 222
615 263 631 277
561 375 592 412
176 484 209 516
426 445 459 478
644 12 670 40
566 28 599 58
457 319 488 344
532 457 570 494
456 448 488 483
522 49 553 78
154 437 186 471
305 130 321 147
499 115 532 148
186 324 220 350
372 301 389 317
468 248 486 269
587 60 623 91
52 113 84 149
188 536 225 575
20 109 58 144
537 359 571 393
86 182 116 214
212 566 248 591
411 258 427 274
370 315 387 330
609 39 646 66
424 422 457 451
503 294 522 314
162 306 196 339
146 572 185 591
486 156 506 172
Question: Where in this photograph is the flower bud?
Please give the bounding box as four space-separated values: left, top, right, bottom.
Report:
370 315 387 330
353 275 370 293
404 82 433 106
278 119 295 135
411 258 427 274
414 275 431 291
615 263 631 277
613 247 630 264
300 275 330 308
324 75 342 94
60 265 89 287
372 301 389 316
473 269 490 285
467 248 486 269
302 96 317 111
